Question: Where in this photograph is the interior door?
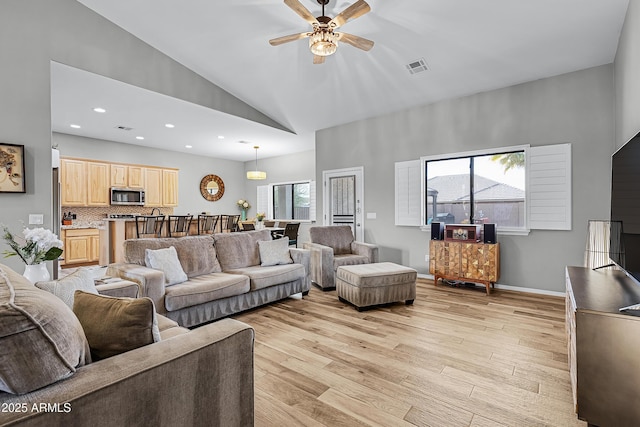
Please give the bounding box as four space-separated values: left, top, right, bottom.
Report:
323 167 364 241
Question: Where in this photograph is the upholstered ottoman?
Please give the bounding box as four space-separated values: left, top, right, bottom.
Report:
336 262 417 311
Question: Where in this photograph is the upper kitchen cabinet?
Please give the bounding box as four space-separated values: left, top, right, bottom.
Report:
144 167 163 207
110 164 145 189
162 169 179 207
60 158 87 206
145 167 178 207
87 161 110 206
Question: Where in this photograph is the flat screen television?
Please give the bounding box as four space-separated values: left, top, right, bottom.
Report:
610 130 640 283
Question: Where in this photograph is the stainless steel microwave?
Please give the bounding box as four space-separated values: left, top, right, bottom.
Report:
110 188 145 206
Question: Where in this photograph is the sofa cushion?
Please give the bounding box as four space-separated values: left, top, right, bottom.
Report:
226 264 305 291
258 237 293 266
123 236 222 277
309 225 355 255
213 229 272 270
35 268 99 309
0 264 90 395
73 291 160 360
164 273 250 311
156 314 190 339
333 254 370 271
145 246 188 286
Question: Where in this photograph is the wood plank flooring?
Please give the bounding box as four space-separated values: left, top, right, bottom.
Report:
232 278 586 427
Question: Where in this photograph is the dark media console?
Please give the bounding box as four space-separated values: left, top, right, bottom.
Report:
565 266 640 425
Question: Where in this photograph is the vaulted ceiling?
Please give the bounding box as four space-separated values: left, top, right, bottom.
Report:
52 0 629 161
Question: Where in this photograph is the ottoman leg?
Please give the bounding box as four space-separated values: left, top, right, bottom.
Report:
406 299 414 305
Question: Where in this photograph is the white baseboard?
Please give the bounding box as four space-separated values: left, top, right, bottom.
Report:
417 273 564 297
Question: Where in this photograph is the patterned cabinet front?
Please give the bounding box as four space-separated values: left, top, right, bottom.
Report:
430 240 461 277
460 243 499 282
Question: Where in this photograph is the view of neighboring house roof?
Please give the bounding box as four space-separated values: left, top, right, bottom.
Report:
427 174 524 202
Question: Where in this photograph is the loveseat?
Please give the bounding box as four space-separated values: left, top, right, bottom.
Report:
304 225 379 290
107 229 311 327
0 263 254 427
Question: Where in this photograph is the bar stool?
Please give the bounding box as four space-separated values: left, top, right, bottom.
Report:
167 215 193 237
198 214 220 235
135 215 165 238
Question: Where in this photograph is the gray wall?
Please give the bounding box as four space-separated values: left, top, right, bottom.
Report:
615 0 640 148
316 65 615 292
243 149 316 245
53 133 247 215
0 0 286 272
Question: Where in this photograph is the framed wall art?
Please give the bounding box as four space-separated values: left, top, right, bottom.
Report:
0 143 25 193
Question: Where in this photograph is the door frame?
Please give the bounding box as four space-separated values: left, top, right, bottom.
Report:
322 166 365 241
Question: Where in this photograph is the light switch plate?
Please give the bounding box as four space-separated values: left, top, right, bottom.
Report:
29 214 44 225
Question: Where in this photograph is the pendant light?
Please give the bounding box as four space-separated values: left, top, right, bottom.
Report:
247 145 266 180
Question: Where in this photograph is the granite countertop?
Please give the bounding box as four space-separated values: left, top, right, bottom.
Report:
61 220 106 230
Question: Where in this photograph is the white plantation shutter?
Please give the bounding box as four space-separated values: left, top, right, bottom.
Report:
526 143 572 230
256 185 271 218
395 160 422 226
309 181 316 221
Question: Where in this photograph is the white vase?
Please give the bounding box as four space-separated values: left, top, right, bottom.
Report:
23 263 50 284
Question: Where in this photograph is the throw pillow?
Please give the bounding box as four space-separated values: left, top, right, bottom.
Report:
258 237 293 267
36 268 99 309
73 291 161 360
0 264 90 395
144 246 188 286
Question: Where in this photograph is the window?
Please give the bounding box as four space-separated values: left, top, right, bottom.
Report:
257 181 315 221
273 182 311 220
394 143 571 232
426 150 526 229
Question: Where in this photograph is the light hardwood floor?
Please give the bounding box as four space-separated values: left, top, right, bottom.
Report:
233 278 586 427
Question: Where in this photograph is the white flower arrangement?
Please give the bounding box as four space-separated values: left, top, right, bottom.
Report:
2 225 63 265
237 199 251 210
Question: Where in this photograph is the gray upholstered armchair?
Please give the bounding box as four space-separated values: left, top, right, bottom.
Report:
304 225 378 290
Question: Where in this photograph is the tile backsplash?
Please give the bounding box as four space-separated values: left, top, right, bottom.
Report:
61 206 175 222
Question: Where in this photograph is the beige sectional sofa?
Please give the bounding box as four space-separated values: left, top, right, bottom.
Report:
107 229 311 327
0 263 254 427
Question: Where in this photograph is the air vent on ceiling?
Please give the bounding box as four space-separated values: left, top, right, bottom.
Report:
406 58 429 75
115 126 133 131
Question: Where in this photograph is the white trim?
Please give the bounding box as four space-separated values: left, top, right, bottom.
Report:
417 274 564 297
420 144 530 162
322 166 365 241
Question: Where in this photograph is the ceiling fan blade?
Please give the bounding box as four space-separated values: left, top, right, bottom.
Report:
269 32 310 46
329 0 371 28
313 55 326 64
284 0 319 25
336 32 374 51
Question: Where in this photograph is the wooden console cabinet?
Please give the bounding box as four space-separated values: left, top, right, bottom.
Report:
566 266 640 426
429 240 499 294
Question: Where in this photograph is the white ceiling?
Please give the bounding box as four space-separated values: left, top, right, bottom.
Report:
55 0 629 161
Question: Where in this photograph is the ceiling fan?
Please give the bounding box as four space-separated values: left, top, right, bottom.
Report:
269 0 374 64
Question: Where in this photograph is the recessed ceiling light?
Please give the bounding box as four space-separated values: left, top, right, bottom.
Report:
218 135 225 140
165 123 175 128
136 136 144 140
185 145 192 149
93 107 106 113
70 124 81 129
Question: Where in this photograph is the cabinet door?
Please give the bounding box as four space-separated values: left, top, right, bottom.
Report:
60 159 87 206
65 236 91 264
430 240 461 277
110 164 127 187
145 168 162 207
87 162 110 206
128 166 145 188
90 235 100 262
162 169 178 207
460 243 500 281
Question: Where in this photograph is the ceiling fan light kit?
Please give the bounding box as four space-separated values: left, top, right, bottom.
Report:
270 0 373 64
